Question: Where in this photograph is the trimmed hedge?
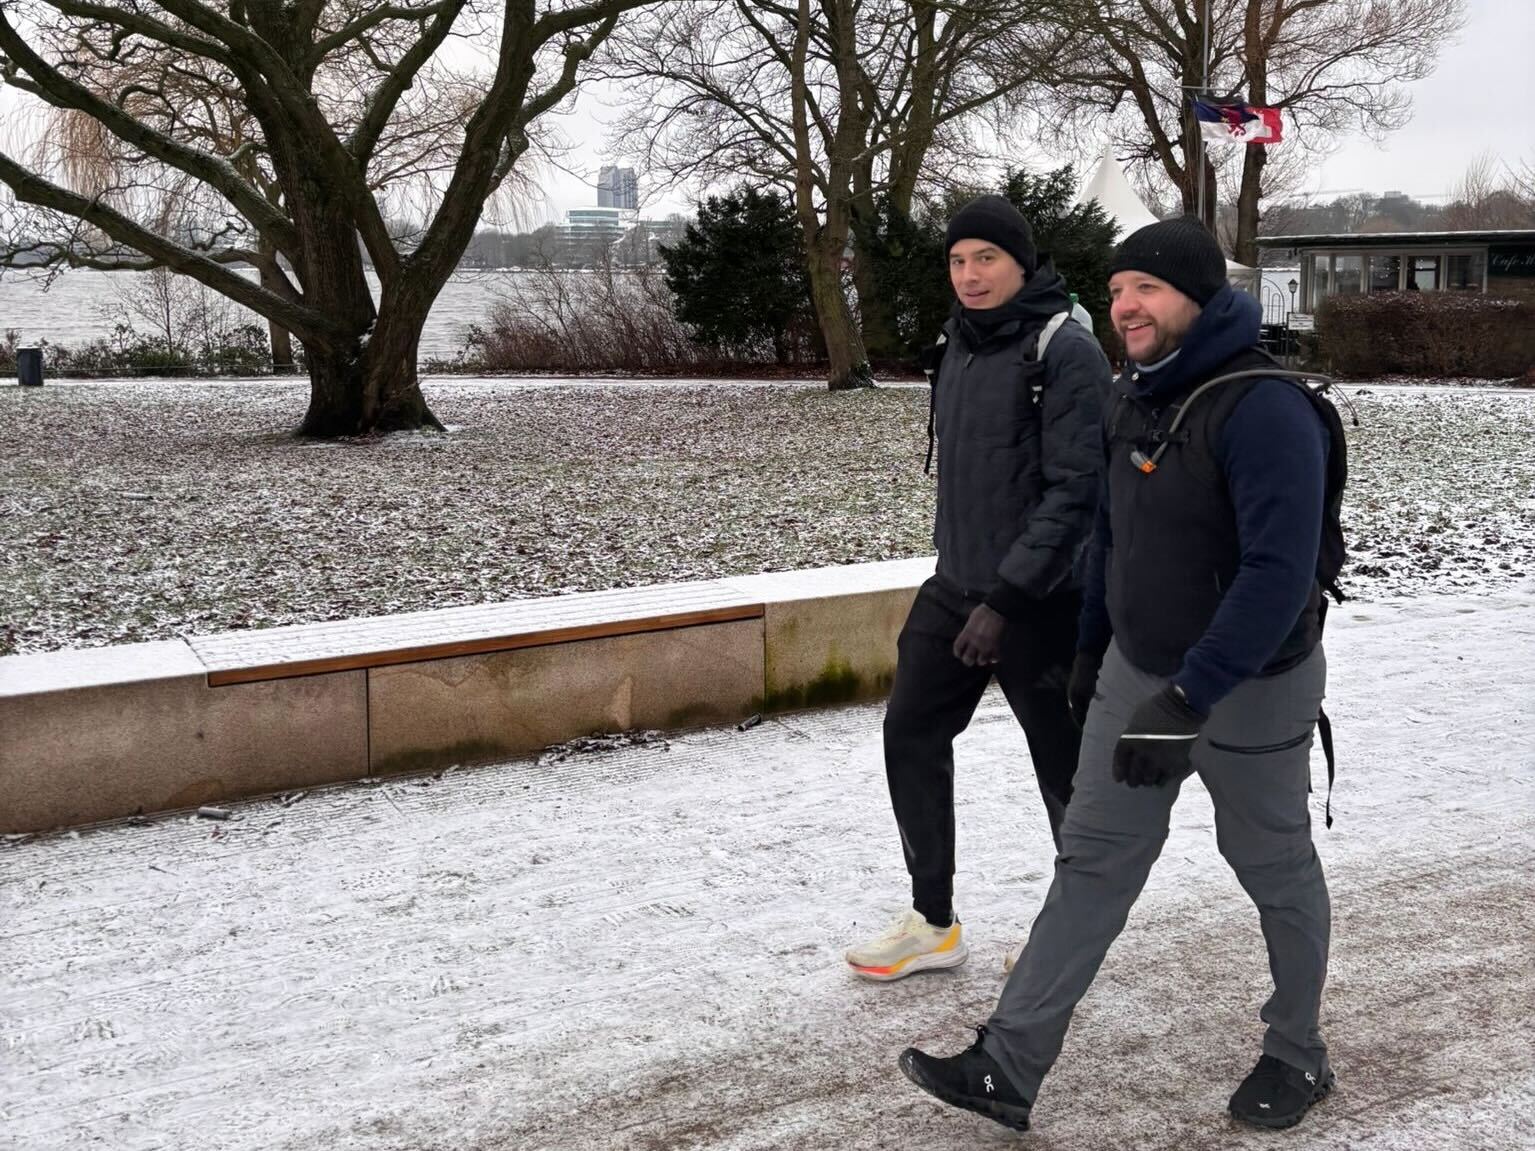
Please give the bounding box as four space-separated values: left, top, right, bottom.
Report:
1316 292 1535 378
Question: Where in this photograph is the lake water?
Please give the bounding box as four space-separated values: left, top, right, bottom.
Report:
0 267 539 361
0 265 1306 364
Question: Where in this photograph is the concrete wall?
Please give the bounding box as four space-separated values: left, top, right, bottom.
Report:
732 559 930 710
0 558 934 833
0 642 366 832
368 619 766 776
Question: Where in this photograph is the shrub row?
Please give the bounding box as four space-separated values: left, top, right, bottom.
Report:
1316 292 1535 379
1 324 278 379
443 263 822 375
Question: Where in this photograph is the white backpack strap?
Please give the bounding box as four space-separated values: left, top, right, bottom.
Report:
1035 311 1070 361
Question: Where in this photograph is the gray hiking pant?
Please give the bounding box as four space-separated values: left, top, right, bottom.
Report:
983 640 1331 1103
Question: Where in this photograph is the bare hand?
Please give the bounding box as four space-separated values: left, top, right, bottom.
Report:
953 603 1006 667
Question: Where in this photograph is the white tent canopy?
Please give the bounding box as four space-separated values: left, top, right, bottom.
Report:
1074 146 1256 287
1074 146 1161 238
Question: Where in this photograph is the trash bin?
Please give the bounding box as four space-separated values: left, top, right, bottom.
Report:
17 347 43 386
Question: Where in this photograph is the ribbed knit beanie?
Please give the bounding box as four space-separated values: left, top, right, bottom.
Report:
945 195 1038 276
1108 215 1227 305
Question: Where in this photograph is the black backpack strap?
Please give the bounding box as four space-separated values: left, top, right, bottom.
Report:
924 388 936 475
1317 706 1336 829
919 334 946 475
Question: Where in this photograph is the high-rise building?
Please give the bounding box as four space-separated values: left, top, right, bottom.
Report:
597 165 639 211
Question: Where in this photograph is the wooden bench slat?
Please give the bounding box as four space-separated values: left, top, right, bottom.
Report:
189 581 760 675
204 604 765 686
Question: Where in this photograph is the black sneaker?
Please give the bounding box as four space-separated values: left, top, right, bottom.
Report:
898 1026 1032 1132
1228 1054 1335 1129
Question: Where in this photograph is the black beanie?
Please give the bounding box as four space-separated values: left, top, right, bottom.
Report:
946 195 1037 275
1108 215 1227 305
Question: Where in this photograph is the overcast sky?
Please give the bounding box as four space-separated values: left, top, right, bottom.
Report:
0 0 1524 227
1304 0 1532 201
539 0 1532 222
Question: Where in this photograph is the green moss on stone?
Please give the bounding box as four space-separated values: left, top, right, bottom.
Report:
763 657 893 712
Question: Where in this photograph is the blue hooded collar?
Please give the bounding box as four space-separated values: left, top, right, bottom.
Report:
1118 285 1262 401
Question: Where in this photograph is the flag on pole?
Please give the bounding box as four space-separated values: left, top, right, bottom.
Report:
1192 96 1283 145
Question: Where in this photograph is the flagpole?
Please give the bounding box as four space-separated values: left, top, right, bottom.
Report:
1195 0 1211 228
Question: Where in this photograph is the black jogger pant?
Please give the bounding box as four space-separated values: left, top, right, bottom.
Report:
883 575 1082 925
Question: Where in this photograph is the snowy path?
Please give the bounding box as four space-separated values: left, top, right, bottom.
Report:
3 589 1533 1151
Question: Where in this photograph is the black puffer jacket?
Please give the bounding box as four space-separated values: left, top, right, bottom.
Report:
931 263 1112 616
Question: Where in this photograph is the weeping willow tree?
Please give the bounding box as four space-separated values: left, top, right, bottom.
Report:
39 93 305 371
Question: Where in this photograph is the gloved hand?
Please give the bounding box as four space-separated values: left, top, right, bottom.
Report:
1067 652 1102 729
1112 685 1204 788
953 603 1006 667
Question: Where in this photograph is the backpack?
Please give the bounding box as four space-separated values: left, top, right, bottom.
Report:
1160 359 1354 605
919 309 1091 475
1282 369 1354 828
1159 358 1356 826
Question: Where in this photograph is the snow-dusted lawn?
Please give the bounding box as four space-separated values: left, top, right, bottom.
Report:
1 377 1533 656
3 589 1532 1149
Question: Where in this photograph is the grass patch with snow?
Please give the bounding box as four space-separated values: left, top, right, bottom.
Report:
1 378 1532 656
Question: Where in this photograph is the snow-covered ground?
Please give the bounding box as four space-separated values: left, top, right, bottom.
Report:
2 378 1533 655
3 588 1532 1150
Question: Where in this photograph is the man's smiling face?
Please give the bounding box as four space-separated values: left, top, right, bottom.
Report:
1109 270 1202 363
948 239 1026 310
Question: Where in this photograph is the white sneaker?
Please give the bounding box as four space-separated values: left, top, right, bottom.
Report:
1002 940 1024 975
845 909 967 981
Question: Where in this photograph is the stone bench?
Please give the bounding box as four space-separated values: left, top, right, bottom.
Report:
0 557 933 833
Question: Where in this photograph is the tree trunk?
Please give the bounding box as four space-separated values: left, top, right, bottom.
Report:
790 0 870 391
298 295 442 436
849 217 903 365
1234 1 1268 265
847 154 903 365
772 328 789 366
1234 144 1266 266
805 236 871 391
271 144 446 436
261 261 295 374
268 320 295 374
257 234 295 374
299 340 442 436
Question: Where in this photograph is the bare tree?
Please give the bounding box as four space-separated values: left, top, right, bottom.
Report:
1512 157 1535 204
601 0 1070 382
1227 0 1466 264
1442 151 1535 231
1030 0 1465 263
0 0 647 435
1333 191 1376 234
44 85 305 371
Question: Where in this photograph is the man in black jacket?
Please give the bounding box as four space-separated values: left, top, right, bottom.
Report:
898 217 1336 1132
845 195 1112 982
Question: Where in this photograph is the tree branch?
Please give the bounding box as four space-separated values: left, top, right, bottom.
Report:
347 0 469 164
0 9 298 254
0 149 342 347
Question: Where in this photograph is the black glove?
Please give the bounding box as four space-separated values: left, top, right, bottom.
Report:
1112 685 1204 788
1067 652 1102 729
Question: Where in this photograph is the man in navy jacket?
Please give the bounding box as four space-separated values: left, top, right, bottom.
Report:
898 217 1337 1133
